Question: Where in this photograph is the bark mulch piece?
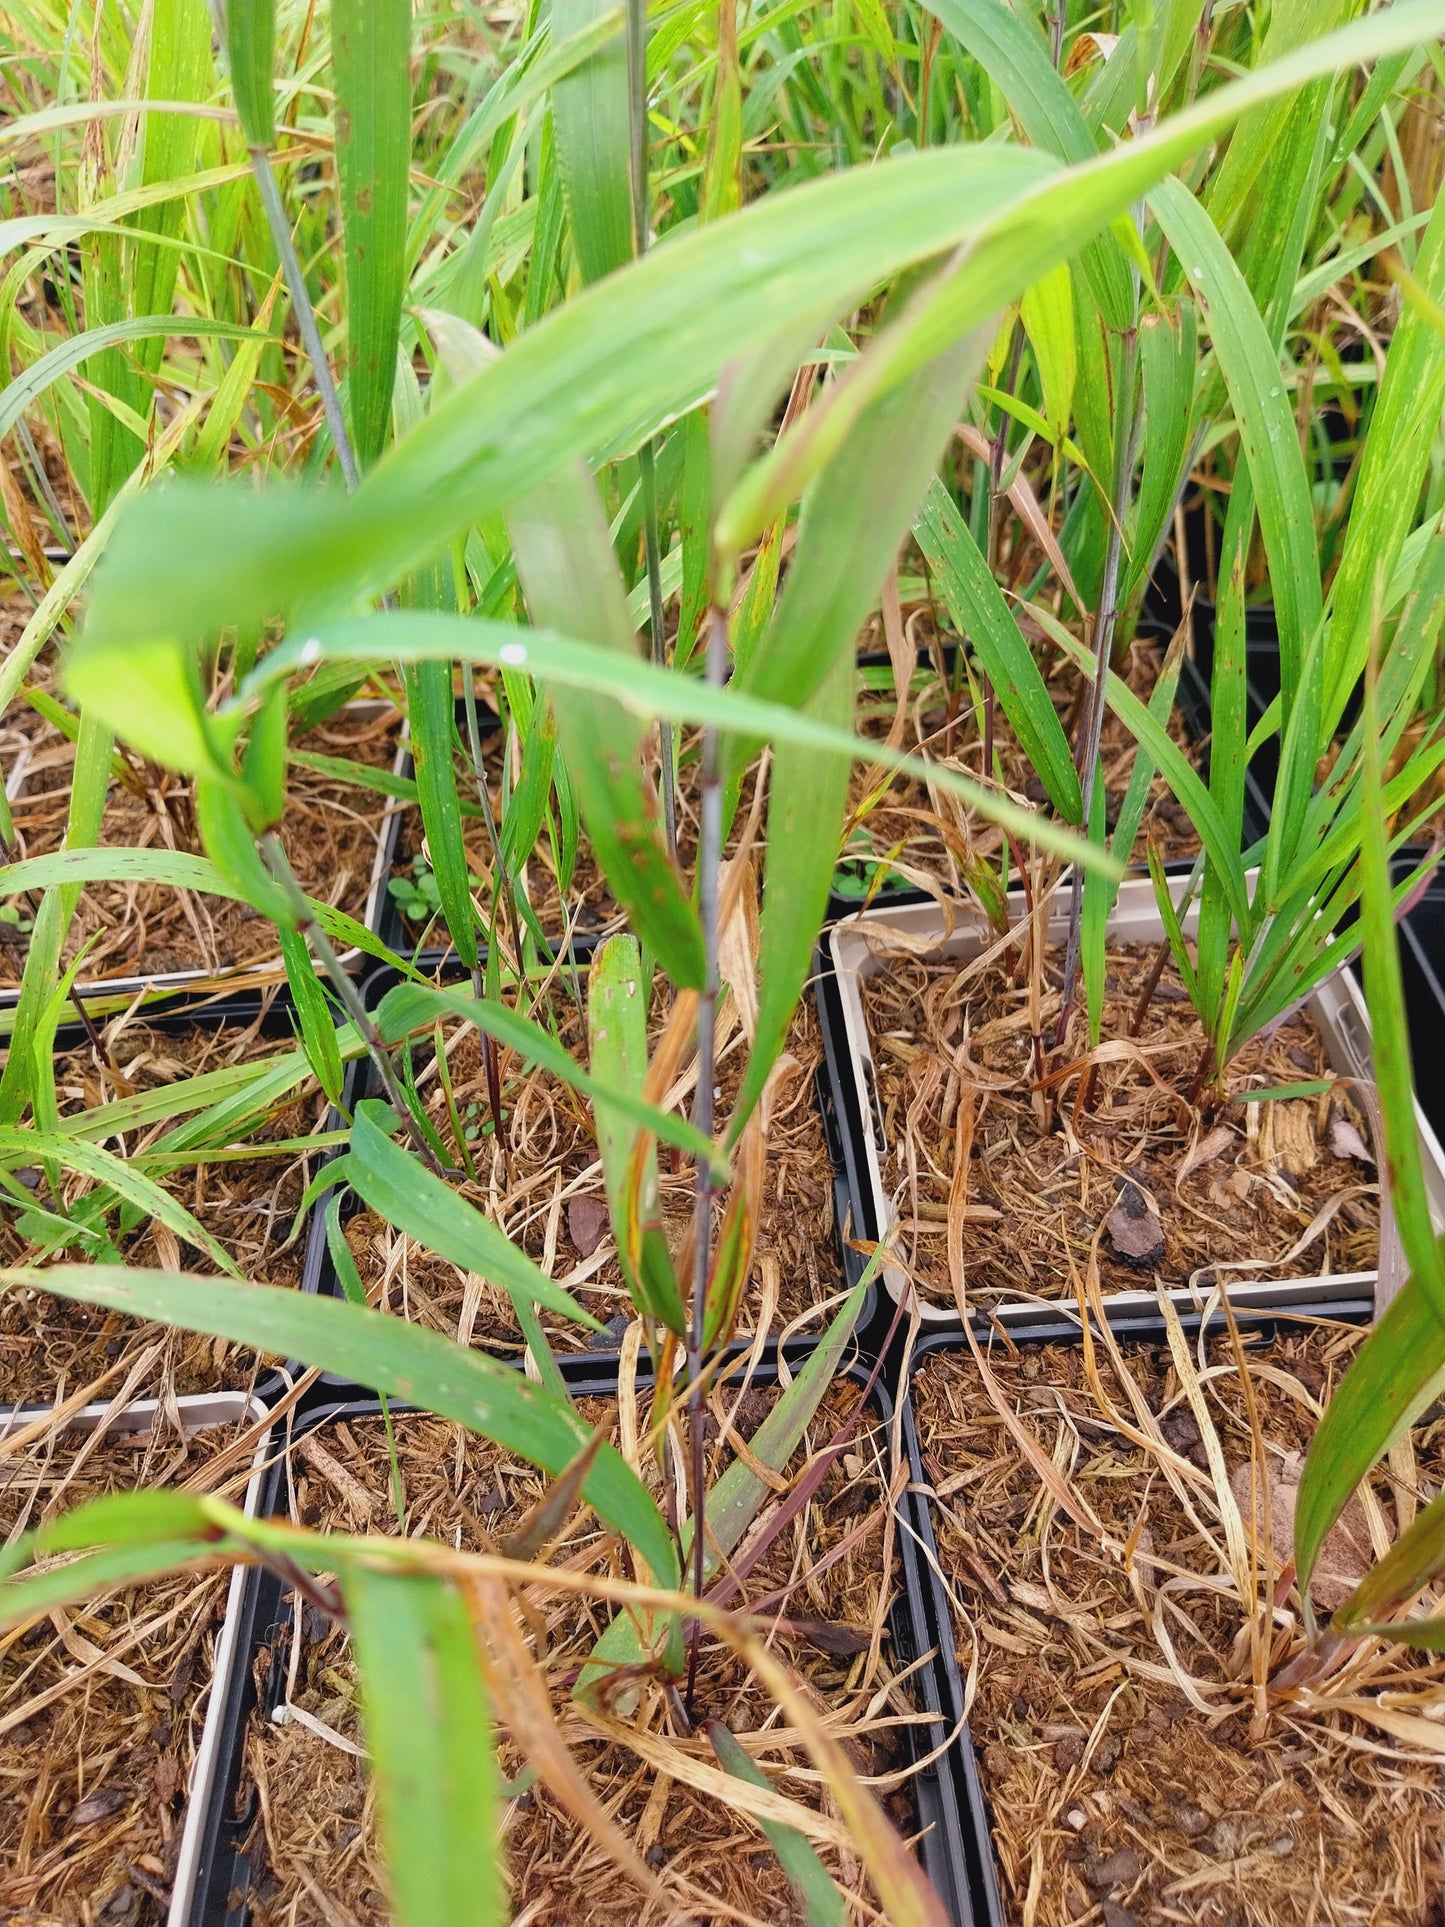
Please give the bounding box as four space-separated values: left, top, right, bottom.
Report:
915 1326 1445 1927
862 938 1378 1311
234 1377 918 1926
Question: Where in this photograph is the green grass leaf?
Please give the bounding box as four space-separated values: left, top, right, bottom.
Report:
1149 177 1320 723
0 1535 226 1625
1327 187 1445 734
0 316 265 444
250 613 1121 877
1356 654 1442 1298
348 1107 603 1330
278 928 344 1107
225 0 276 148
78 3 1444 660
333 0 412 468
0 846 407 970
585 937 686 1333
722 327 981 632
1296 1245 1445 1618
914 477 1082 822
0 1263 678 1586
344 1565 503 1927
706 1722 846 1927
732 647 852 1141
0 1127 241 1275
1294 666 1445 1608
377 978 721 1173
552 0 634 284
506 463 706 987
404 660 480 970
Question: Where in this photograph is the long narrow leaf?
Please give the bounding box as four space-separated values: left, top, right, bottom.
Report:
344 1565 502 1927
333 0 412 469
347 1108 603 1329
1 1263 678 1585
377 978 721 1172
914 477 1081 821
74 2 1443 661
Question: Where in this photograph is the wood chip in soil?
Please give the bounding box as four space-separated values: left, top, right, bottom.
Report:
915 1328 1445 1927
863 939 1378 1309
232 1382 916 1926
0 1406 265 1924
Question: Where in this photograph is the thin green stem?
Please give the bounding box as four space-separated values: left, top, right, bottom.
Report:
639 442 677 857
257 833 448 1174
1057 322 1144 1039
627 0 677 857
249 145 360 492
462 677 527 973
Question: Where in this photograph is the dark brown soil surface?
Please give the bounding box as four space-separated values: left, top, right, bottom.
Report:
914 1329 1445 1927
862 940 1379 1311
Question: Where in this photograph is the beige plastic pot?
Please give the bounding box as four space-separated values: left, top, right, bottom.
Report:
828 876 1445 1334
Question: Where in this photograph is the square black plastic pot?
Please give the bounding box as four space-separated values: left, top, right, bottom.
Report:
187 1352 978 1926
295 951 866 1391
895 1289 1377 1927
42 981 339 1411
814 942 886 1359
